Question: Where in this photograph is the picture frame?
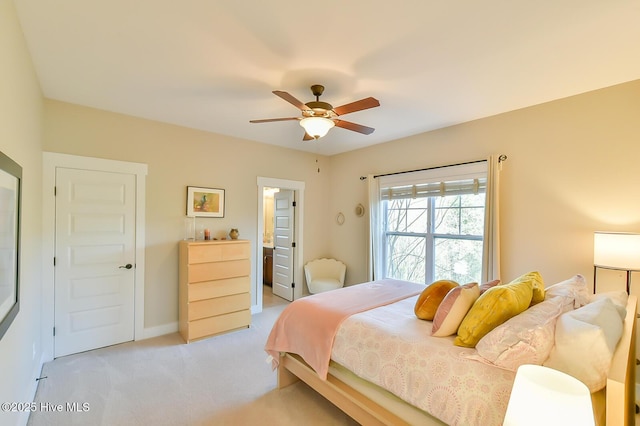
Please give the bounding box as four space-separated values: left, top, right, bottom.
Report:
0 151 21 341
186 186 225 218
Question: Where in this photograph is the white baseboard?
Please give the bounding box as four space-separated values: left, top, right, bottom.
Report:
141 322 178 340
23 353 47 425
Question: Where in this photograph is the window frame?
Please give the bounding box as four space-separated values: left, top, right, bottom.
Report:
377 161 487 285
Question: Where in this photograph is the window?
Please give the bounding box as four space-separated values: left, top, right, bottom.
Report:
378 162 487 285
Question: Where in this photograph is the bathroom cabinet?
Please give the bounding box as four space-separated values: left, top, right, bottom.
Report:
263 246 273 286
178 240 251 343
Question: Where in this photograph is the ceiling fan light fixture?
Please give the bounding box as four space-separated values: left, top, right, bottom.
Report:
299 117 335 139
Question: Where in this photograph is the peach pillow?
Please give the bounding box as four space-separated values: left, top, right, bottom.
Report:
414 280 458 320
432 282 480 336
479 279 500 294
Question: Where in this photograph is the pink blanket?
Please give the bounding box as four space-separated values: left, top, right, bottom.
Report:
264 279 424 380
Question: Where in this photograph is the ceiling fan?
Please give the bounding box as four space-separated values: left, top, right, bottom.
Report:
250 85 380 140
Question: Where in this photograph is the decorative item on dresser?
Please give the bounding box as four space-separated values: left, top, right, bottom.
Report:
178 239 251 343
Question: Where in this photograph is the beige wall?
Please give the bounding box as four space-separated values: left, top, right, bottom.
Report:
0 0 44 423
43 100 333 328
43 80 640 333
329 80 640 291
3 0 640 413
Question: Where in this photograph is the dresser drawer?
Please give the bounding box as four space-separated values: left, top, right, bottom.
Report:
188 258 250 283
188 241 250 264
179 240 251 343
188 309 251 341
188 276 250 302
188 292 251 321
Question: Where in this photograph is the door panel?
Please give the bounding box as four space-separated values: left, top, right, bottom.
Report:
54 168 136 357
272 190 295 301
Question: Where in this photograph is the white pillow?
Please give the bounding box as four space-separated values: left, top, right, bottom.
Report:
589 290 628 310
544 274 590 308
476 296 570 371
543 297 625 392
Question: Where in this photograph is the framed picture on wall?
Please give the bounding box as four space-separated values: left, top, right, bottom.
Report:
186 186 225 218
0 150 21 341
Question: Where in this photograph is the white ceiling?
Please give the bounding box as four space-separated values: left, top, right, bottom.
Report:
13 0 640 156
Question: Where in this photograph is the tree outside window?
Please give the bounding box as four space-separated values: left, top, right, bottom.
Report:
383 192 485 284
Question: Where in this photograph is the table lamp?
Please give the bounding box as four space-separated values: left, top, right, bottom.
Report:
593 231 640 294
504 364 594 426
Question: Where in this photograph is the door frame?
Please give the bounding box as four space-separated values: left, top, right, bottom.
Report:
256 177 305 313
42 152 147 361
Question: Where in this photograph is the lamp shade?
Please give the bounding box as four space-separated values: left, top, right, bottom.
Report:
299 117 335 139
504 365 594 426
594 231 640 270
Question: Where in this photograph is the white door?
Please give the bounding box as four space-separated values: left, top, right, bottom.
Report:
272 190 295 301
54 168 136 357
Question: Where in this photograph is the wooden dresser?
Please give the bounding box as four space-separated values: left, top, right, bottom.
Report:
179 239 251 343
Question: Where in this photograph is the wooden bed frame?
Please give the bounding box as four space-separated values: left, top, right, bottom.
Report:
277 295 637 426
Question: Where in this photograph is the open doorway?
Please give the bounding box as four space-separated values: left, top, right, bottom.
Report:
261 187 281 309
256 177 305 313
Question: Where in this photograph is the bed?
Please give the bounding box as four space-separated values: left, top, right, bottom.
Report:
265 275 637 425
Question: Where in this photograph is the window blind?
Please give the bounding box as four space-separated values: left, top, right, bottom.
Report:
378 161 487 200
381 178 486 200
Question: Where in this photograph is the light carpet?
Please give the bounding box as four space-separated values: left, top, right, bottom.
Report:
28 287 358 426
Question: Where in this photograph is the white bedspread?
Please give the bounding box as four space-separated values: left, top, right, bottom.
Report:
331 295 516 426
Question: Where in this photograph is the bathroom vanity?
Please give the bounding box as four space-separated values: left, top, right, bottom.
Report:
263 246 273 286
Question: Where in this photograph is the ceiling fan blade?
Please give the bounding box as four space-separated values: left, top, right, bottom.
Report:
302 132 314 141
332 97 380 116
273 90 310 111
334 119 375 135
249 117 300 123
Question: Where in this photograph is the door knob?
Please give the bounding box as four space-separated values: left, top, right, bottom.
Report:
119 263 133 269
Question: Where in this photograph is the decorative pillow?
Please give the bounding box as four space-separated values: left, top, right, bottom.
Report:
454 274 534 348
504 271 545 305
414 280 458 320
544 274 589 309
475 296 570 371
432 283 480 337
479 279 500 294
589 290 628 310
543 297 625 392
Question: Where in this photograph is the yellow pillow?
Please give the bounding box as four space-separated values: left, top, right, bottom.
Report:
454 276 534 347
414 280 458 320
526 271 545 305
